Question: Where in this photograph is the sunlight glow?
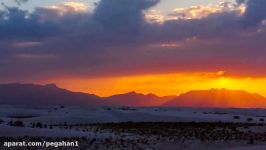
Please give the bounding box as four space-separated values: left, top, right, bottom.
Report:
42 72 266 97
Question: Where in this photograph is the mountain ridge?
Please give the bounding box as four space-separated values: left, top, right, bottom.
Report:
0 83 102 106
104 91 173 106
164 88 266 108
0 83 265 108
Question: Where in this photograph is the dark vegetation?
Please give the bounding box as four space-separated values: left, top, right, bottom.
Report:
8 115 39 119
2 121 266 149
7 120 25 127
51 122 266 144
233 116 240 119
91 122 266 142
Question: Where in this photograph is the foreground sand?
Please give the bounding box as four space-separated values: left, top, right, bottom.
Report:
1 105 266 149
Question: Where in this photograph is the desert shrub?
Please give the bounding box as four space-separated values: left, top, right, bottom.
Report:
247 118 253 122
248 138 254 144
105 107 112 110
9 120 25 127
36 122 43 128
233 116 240 119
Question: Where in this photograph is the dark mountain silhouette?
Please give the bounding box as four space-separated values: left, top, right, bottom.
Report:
1 84 266 108
0 83 174 106
0 83 102 106
104 91 175 106
164 89 266 108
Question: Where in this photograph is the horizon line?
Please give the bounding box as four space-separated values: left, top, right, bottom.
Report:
0 82 264 98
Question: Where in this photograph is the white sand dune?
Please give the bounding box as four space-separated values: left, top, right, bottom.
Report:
1 105 266 149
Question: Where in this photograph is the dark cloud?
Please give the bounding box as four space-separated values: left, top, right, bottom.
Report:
236 0 246 5
14 0 29 6
0 7 60 40
93 0 159 32
242 0 266 27
1 0 266 82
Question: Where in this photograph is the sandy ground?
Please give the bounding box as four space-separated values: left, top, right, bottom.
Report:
1 105 266 149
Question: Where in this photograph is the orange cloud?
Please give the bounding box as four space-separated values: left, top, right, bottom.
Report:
170 2 245 20
145 10 164 23
47 2 89 15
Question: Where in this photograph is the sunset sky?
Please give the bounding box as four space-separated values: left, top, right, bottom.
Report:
1 0 266 97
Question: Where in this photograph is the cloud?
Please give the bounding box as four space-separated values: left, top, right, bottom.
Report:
1 0 266 82
46 2 90 15
169 2 244 20
0 7 60 40
15 53 56 60
93 0 159 33
14 0 29 6
242 0 266 27
144 10 164 23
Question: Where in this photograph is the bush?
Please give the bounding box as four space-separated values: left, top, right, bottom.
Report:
9 120 25 127
233 116 240 119
36 122 43 128
247 118 253 122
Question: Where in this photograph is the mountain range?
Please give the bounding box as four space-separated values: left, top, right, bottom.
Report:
0 83 266 108
164 89 266 108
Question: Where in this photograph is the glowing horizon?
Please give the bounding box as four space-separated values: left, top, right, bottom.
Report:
40 71 266 97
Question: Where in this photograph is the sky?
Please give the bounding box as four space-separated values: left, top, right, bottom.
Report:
1 0 266 97
0 0 234 12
